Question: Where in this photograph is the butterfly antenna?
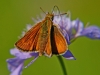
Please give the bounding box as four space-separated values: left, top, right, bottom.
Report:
52 5 60 14
40 7 46 14
52 5 67 16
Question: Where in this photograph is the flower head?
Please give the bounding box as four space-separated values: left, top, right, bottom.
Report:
6 12 100 75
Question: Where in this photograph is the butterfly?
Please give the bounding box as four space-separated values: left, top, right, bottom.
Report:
15 6 68 57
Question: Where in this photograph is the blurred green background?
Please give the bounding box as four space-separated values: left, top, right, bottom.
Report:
0 0 100 75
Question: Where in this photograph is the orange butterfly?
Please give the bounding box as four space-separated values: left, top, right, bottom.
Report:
15 6 68 57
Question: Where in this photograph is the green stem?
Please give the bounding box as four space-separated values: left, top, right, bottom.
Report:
57 56 67 75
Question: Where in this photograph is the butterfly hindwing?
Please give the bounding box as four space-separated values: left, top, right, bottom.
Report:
51 25 68 55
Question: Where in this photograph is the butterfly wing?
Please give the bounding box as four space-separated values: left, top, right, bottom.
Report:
44 33 52 56
15 22 42 51
51 25 68 55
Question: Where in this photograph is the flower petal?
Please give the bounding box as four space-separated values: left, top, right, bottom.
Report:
7 48 39 75
10 63 23 75
10 48 38 59
82 26 100 39
63 31 70 45
6 57 24 75
7 51 39 74
62 50 76 60
30 52 39 57
71 19 84 38
26 24 32 30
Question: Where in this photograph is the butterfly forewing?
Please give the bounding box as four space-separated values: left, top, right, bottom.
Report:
51 25 68 55
15 22 42 51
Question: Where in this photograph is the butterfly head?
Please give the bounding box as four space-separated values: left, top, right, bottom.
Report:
45 12 54 21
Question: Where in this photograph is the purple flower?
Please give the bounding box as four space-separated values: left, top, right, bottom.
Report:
81 26 100 39
7 48 39 75
6 12 100 75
